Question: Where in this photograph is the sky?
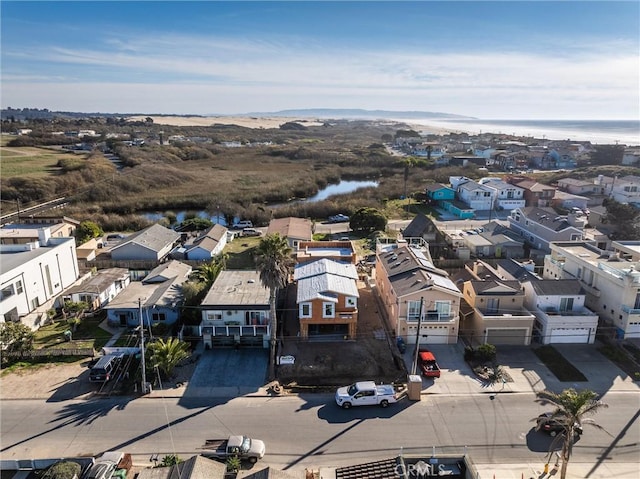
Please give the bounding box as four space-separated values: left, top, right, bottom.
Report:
1 1 639 120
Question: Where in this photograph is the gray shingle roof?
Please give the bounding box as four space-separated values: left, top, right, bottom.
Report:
111 223 180 253
530 279 584 296
64 268 129 295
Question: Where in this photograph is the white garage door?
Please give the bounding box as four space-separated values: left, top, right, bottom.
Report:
550 328 590 344
405 328 450 345
486 328 528 345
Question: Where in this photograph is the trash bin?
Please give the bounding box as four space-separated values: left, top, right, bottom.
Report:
407 374 422 401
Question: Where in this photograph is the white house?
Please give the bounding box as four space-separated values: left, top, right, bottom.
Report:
1 229 79 329
522 279 599 344
479 179 525 211
62 268 130 311
456 181 496 211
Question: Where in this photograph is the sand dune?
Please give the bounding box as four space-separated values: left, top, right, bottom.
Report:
127 115 325 128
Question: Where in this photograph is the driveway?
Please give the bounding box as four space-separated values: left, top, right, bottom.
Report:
181 348 269 398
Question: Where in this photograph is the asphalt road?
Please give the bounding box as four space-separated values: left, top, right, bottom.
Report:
1 390 638 474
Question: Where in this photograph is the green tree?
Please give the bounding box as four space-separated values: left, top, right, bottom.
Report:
157 455 182 467
0 321 35 358
177 217 213 231
535 388 608 479
255 233 293 380
148 337 190 378
191 254 227 289
76 220 103 244
350 207 387 233
603 198 640 240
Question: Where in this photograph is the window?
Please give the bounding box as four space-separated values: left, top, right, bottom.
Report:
15 281 23 295
323 302 335 318
434 301 451 320
152 312 166 321
407 300 422 322
559 297 574 312
246 311 267 325
345 296 357 308
486 298 499 314
634 291 640 310
207 312 223 321
1 284 14 301
300 303 312 318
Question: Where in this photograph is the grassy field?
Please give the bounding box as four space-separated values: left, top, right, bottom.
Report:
0 145 81 178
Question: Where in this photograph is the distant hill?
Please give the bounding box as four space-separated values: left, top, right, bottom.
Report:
244 108 476 120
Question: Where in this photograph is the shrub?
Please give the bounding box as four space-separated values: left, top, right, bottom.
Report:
464 346 476 362
43 461 82 479
476 344 497 362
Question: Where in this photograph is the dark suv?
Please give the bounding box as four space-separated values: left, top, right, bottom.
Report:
535 412 583 437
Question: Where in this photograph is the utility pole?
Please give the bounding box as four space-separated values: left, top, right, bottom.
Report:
411 297 425 375
139 298 147 395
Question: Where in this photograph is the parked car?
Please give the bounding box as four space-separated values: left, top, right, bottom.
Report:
418 350 441 378
233 220 253 229
242 228 261 237
335 381 398 409
89 354 123 383
328 214 350 223
535 412 583 437
198 435 266 464
83 452 123 479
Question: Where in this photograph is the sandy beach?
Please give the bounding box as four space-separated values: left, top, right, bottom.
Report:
127 115 326 129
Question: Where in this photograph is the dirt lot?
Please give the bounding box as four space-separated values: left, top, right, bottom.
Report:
277 280 406 388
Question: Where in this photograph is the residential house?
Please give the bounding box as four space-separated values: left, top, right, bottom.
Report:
401 214 438 243
0 218 78 245
496 258 598 344
295 241 357 265
199 270 270 348
621 147 640 166
551 191 590 211
62 268 130 311
104 260 191 328
462 221 525 259
610 240 640 261
592 175 640 205
375 243 462 345
508 207 584 253
267 217 313 250
448 156 487 167
478 178 525 212
183 224 228 261
412 142 444 159
557 178 595 196
1 229 79 329
456 181 496 211
110 224 180 261
454 260 535 346
294 258 359 339
425 183 456 203
506 177 556 208
544 241 640 339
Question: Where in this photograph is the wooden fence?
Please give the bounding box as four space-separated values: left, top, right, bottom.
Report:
3 348 95 358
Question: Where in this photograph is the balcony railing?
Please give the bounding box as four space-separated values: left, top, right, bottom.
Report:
622 305 640 315
201 325 269 337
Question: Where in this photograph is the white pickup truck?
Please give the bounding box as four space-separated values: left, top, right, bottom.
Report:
335 381 398 409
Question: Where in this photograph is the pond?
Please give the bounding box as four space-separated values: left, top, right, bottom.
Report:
142 179 379 223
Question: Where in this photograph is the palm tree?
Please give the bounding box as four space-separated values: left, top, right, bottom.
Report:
192 253 227 289
255 233 293 381
148 337 190 379
535 388 608 479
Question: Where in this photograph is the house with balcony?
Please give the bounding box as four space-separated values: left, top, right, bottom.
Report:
295 240 357 265
456 181 496 211
375 243 462 345
104 260 191 328
199 270 270 348
62 268 130 311
479 178 525 212
267 217 313 250
508 207 584 253
293 258 359 340
544 241 640 339
1 229 79 329
506 178 556 207
454 260 535 345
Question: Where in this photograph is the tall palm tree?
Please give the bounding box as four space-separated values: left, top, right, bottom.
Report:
148 337 190 379
535 388 608 479
255 233 293 381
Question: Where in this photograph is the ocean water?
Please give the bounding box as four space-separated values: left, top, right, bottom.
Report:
394 118 640 146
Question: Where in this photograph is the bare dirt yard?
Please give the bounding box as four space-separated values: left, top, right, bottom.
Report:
277 281 406 389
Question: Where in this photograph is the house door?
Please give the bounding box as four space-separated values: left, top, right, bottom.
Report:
118 314 127 326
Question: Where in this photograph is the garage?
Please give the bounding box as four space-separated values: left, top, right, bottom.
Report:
486 328 529 345
405 325 451 344
549 328 591 344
